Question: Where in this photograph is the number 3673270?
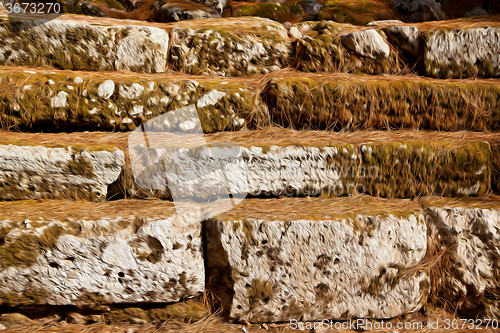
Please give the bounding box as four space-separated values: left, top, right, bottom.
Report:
5 2 61 14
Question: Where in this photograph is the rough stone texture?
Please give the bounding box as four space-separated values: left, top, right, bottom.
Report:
0 17 169 73
128 144 359 199
0 70 265 132
0 208 204 306
341 29 390 59
427 206 500 318
207 213 428 322
242 145 358 197
393 0 444 22
294 22 401 74
424 27 500 78
0 144 124 201
383 25 420 54
169 18 290 76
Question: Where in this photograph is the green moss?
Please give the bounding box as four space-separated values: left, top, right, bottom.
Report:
240 220 258 260
266 77 500 132
64 155 96 179
0 71 266 133
0 224 68 268
316 0 396 25
293 28 403 74
233 2 293 22
360 141 491 198
247 278 274 309
0 287 50 306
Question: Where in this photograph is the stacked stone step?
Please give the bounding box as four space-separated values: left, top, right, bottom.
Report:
0 10 500 326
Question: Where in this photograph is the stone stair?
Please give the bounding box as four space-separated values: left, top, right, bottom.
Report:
1 6 500 329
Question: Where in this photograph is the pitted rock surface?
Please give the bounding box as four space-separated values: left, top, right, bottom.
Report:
427 206 500 318
0 145 124 201
169 18 289 76
424 27 500 78
128 145 358 199
207 214 428 322
0 18 169 73
0 213 204 306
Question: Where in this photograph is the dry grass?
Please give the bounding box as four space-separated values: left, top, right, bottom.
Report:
2 310 500 332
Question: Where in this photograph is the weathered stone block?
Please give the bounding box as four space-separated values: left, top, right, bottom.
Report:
0 201 204 306
0 17 169 73
424 27 500 78
169 17 290 76
427 204 500 318
207 202 428 322
0 69 265 132
0 144 124 201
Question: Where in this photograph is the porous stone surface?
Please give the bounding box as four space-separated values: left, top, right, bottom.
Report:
169 18 290 76
424 27 500 78
427 205 500 318
383 25 420 54
393 0 444 22
127 145 359 199
0 208 204 306
0 18 169 73
341 29 390 59
0 144 124 201
294 22 401 74
207 213 428 322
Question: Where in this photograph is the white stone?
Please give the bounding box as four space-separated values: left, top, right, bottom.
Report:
197 90 226 108
289 26 302 39
119 83 145 99
98 80 115 99
367 19 404 26
116 26 169 73
0 213 204 306
207 213 428 322
130 105 144 116
74 76 84 84
51 91 69 108
427 206 500 317
425 27 500 77
341 29 390 59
